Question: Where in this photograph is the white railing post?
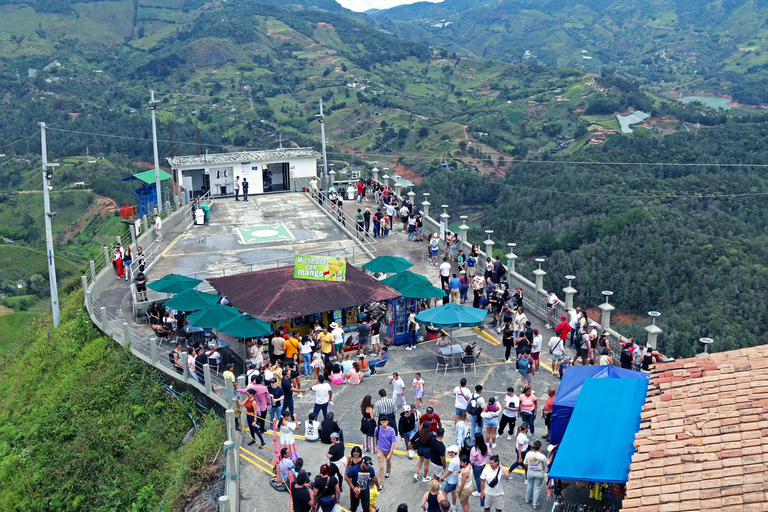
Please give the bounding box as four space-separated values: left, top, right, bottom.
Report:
599 291 614 331
182 351 189 379
218 496 231 512
563 275 577 311
99 306 108 332
226 409 237 444
506 243 517 275
150 337 158 364
203 363 213 396
484 230 494 260
81 275 88 292
123 323 131 349
645 311 662 349
89 260 97 282
103 246 110 270
533 258 546 292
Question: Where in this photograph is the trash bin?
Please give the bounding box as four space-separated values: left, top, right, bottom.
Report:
194 208 205 225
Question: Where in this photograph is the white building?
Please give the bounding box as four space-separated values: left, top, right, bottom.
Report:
167 148 320 199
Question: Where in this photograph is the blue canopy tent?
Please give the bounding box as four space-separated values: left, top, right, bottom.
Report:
550 365 647 446
549 377 648 483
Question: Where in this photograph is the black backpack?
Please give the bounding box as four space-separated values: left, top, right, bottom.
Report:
466 394 481 416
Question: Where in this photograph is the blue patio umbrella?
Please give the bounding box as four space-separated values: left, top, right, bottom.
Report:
187 304 241 329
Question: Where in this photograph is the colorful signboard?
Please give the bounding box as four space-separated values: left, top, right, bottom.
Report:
294 255 347 282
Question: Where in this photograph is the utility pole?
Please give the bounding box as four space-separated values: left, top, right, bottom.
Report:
39 122 60 328
149 90 162 213
316 98 328 187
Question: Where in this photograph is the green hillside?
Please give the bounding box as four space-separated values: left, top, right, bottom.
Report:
0 291 225 510
0 244 80 295
372 0 768 102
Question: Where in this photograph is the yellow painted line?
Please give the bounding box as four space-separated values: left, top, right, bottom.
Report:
241 446 276 467
160 231 185 256
240 452 274 474
473 327 500 345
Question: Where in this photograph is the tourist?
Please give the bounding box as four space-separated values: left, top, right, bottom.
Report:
542 388 555 442
429 234 440 265
360 395 377 453
237 389 266 448
482 397 501 448
291 471 312 512
274 448 294 486
371 319 382 354
407 310 418 350
517 348 535 391
472 276 484 309
439 258 451 290
467 385 486 438
357 320 372 356
113 244 123 279
310 375 333 420
268 378 284 422
327 432 347 479
134 269 148 301
412 372 426 408
272 331 286 363
480 455 510 512
304 412 320 442
358 354 371 377
455 411 471 458
346 445 364 473
399 405 417 459
554 314 571 353
330 364 344 385
345 362 363 384
312 464 341 512
523 440 549 509
319 411 343 445
237 374 272 433
419 406 442 433
530 329 542 372
374 388 398 434
345 456 381 512
300 336 314 376
154 214 163 241
620 338 635 370
234 176 240 201
370 346 389 374
548 333 565 376
544 291 561 329
311 344 325 379
519 386 537 434
413 423 433 482
429 428 447 482
499 387 519 440
508 423 530 474
330 322 345 355
390 372 407 407
469 433 491 496
318 327 335 363
276 410 300 461
122 246 133 281
449 273 461 303
442 445 461 508
421 480 444 512
374 416 397 482
598 347 613 365
453 378 471 423
455 455 474 512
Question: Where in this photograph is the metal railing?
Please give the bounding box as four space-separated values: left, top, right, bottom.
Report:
301 179 377 258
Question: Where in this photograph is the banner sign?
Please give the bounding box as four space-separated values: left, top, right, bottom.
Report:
294 255 347 282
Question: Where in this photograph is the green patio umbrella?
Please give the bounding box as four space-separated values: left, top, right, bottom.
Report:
363 255 414 274
164 289 220 312
187 304 241 329
381 270 431 290
414 302 487 329
397 282 447 299
219 313 272 339
147 273 202 294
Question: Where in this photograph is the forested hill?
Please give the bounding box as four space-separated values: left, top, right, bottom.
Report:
418 121 768 358
370 0 768 102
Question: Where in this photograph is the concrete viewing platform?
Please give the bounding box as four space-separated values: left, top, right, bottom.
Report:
92 190 594 512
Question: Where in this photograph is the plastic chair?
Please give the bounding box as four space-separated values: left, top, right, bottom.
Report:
436 354 452 374
461 353 476 374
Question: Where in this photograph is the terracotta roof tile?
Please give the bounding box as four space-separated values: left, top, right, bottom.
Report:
622 345 768 512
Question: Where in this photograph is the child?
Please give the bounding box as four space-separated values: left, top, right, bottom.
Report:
330 364 344 385
305 412 320 442
311 345 324 380
412 373 426 409
275 410 300 461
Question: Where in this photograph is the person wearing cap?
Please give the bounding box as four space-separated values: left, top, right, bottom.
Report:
390 372 407 407
399 405 418 459
554 315 571 354
374 416 397 481
543 291 561 329
419 406 442 433
480 454 510 512
442 445 462 509
345 455 381 512
291 470 313 512
330 322 345 355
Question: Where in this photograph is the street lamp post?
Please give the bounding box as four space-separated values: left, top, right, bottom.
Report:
39 122 60 328
149 90 162 213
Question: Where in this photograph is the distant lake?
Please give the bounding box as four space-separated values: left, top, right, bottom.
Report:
674 96 732 110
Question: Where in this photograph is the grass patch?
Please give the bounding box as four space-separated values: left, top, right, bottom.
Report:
0 311 42 356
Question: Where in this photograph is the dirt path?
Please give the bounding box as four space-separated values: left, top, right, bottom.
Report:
54 195 119 245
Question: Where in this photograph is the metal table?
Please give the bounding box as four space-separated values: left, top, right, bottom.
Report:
439 344 465 366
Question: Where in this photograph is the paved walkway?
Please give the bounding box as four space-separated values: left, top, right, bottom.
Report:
236 194 598 512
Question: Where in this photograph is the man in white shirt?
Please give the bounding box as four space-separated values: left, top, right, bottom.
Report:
390 372 407 407
480 455 510 512
310 375 333 420
330 322 345 354
500 387 519 440
544 291 560 329
568 308 580 349
154 214 163 241
439 257 451 290
548 335 565 375
453 378 471 422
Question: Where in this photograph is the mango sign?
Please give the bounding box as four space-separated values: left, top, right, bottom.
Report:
294 255 347 282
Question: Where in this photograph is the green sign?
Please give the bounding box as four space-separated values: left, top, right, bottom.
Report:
294 255 347 282
237 224 294 244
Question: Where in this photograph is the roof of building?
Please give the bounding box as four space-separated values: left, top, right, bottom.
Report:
207 264 401 322
622 344 768 512
123 169 172 184
166 148 321 168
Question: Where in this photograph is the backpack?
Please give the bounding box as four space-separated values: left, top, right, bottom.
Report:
168 350 177 366
517 354 531 375
466 394 481 416
463 425 475 449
